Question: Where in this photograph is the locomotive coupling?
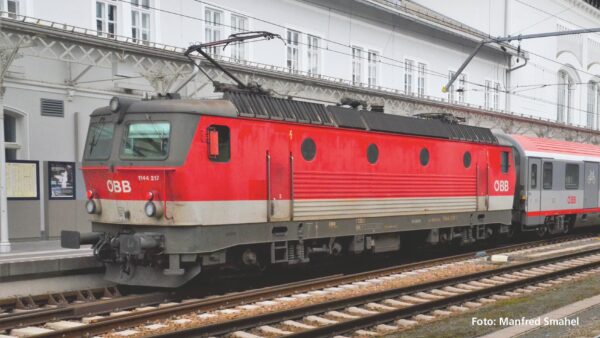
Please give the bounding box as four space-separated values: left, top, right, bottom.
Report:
119 233 163 255
61 231 102 249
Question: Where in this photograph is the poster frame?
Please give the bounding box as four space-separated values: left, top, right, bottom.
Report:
48 161 77 200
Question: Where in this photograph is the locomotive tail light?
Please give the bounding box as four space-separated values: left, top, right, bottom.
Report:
109 96 120 112
86 189 95 200
146 191 155 201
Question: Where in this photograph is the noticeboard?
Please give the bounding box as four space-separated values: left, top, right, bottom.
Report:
6 160 39 200
48 161 76 200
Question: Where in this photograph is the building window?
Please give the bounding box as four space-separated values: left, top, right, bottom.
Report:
96 1 117 38
4 113 19 161
286 29 300 73
565 163 579 189
417 62 426 97
587 81 600 129
543 162 553 190
404 59 414 95
493 82 500 110
131 0 149 8
3 0 20 18
352 47 363 85
458 74 466 103
301 138 316 161
367 144 379 164
307 35 320 76
368 51 378 87
557 70 574 124
231 15 248 62
205 8 222 56
484 80 491 109
131 1 150 44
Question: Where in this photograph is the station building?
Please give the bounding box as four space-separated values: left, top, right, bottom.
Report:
0 0 599 243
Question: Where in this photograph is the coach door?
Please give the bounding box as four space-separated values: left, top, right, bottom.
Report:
527 158 542 213
583 162 599 209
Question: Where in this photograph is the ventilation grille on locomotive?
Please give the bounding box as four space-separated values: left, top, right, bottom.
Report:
226 92 335 126
223 92 497 144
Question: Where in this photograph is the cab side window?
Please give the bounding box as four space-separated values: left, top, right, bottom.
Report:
207 125 230 162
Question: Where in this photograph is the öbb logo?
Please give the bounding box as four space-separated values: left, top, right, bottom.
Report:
493 180 509 192
106 180 131 193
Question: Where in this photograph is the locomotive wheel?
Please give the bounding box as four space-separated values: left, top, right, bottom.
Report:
505 225 516 239
536 225 548 238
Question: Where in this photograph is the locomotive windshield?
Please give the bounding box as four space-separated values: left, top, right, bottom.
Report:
120 121 171 160
84 122 115 160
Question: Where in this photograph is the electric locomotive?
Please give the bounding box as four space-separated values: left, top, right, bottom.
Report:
62 92 518 287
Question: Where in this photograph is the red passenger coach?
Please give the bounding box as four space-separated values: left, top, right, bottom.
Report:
64 93 517 287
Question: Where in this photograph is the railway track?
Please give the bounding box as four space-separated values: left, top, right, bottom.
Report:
152 246 600 338
1 233 597 337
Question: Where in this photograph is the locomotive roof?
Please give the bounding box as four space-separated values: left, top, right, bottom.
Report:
510 134 600 162
92 93 498 145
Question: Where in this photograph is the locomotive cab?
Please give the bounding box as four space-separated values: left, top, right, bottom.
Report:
63 96 238 287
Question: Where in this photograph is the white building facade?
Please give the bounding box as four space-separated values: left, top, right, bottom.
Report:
1 0 600 240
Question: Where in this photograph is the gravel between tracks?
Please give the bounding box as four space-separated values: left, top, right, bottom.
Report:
102 259 499 337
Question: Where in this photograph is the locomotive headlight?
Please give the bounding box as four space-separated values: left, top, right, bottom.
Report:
144 200 163 218
86 200 96 214
144 201 156 217
109 97 120 112
86 199 101 214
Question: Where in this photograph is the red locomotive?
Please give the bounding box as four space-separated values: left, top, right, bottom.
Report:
62 92 517 287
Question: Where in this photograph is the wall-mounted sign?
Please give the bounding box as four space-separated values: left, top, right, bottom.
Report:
7 160 39 200
48 161 76 200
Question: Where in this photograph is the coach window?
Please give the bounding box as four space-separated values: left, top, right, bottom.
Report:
420 148 429 166
367 144 378 164
543 162 553 190
301 138 316 161
463 151 471 168
207 125 230 162
530 164 537 189
501 151 509 173
565 163 579 190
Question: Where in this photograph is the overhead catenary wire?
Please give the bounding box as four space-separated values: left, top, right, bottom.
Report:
105 0 592 120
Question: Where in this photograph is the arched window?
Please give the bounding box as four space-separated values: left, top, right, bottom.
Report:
557 70 574 124
3 109 23 161
587 81 600 130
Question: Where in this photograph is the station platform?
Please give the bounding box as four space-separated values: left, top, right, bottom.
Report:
0 240 104 297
